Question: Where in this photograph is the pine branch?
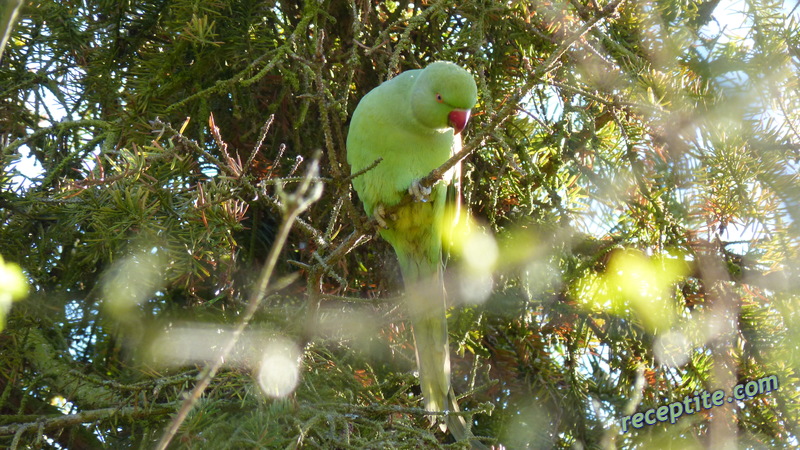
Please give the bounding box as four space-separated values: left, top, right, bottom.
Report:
0 403 177 437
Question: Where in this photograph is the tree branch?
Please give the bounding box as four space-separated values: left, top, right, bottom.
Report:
0 403 177 436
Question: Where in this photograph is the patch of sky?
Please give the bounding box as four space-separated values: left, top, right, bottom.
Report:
700 0 752 43
575 198 625 237
64 299 100 360
7 18 105 191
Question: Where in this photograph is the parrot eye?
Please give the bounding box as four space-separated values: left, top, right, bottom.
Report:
435 93 443 103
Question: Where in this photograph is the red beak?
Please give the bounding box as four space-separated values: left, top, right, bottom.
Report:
448 109 471 135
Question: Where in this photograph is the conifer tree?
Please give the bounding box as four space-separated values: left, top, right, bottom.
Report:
1 0 798 448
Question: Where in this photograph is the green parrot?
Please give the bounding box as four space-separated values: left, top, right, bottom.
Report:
347 61 478 441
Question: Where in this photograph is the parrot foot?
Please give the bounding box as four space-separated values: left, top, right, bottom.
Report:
373 204 390 229
408 179 432 202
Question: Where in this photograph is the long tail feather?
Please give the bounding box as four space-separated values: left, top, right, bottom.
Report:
383 194 486 448
400 256 487 449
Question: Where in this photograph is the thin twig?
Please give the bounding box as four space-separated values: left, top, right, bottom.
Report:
266 143 287 180
2 119 110 157
345 157 383 183
247 114 275 170
261 194 329 248
0 403 177 436
313 30 344 179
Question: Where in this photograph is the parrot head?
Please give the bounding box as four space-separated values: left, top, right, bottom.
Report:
411 61 478 135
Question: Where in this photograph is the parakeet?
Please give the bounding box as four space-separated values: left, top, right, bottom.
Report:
346 61 478 441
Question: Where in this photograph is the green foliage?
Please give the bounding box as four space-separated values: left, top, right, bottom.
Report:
1 0 799 448
0 254 27 331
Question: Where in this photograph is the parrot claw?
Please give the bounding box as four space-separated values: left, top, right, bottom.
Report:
408 179 432 202
373 204 390 229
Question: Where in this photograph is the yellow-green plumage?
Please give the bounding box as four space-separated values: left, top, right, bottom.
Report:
346 61 478 442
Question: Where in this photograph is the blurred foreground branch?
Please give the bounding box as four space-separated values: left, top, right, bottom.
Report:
155 151 323 450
